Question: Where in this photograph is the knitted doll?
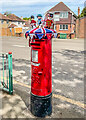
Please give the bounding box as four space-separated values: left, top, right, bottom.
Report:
30 15 36 28
36 14 43 27
45 14 53 29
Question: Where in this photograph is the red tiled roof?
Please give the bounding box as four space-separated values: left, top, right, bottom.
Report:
7 14 24 22
24 20 30 27
47 2 73 12
0 13 11 20
8 24 17 28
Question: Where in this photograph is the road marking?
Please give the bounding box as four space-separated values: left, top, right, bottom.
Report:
52 94 85 109
1 78 85 109
13 45 26 48
13 80 85 109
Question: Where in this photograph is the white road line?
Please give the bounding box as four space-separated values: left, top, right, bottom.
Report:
13 45 26 48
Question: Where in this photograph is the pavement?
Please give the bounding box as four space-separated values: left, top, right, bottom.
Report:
0 36 85 119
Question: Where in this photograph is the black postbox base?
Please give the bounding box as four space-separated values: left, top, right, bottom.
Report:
30 93 52 117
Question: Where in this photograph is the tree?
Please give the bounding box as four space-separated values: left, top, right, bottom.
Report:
4 11 11 16
23 17 31 20
78 7 86 18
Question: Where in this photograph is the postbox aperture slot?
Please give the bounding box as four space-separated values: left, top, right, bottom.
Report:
32 50 38 62
31 43 40 46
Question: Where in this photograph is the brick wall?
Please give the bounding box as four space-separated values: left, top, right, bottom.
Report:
76 17 86 38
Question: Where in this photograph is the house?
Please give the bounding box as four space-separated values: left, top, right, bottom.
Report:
45 2 77 38
6 14 25 37
0 13 11 28
0 13 26 36
6 14 29 37
6 14 25 27
8 24 17 28
0 13 12 36
23 20 31 29
22 20 31 35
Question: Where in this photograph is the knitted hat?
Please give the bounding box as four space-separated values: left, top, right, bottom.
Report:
31 15 34 19
37 14 42 17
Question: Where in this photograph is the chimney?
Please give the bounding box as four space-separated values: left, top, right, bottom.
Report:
78 7 80 16
21 16 23 19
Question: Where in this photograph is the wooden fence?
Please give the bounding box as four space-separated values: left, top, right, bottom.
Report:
0 28 23 37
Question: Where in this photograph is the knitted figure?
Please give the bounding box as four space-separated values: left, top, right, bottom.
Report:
36 14 43 27
45 14 53 29
30 15 36 28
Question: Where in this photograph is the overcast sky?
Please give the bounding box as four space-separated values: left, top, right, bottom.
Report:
0 0 85 19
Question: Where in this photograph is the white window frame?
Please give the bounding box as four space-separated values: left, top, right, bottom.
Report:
54 14 60 21
60 12 68 18
60 25 62 30
54 25 56 30
66 24 68 30
59 24 68 30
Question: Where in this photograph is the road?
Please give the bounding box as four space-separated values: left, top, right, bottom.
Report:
0 36 85 118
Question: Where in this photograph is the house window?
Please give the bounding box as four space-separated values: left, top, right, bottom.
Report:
54 25 56 30
54 14 60 21
60 12 68 18
60 25 62 29
63 25 65 29
60 25 68 30
1 20 4 24
66 25 68 29
7 20 9 24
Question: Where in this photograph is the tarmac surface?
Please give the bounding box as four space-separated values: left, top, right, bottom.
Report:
0 36 85 119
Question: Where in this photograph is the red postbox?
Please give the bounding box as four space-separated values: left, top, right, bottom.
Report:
25 27 57 117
